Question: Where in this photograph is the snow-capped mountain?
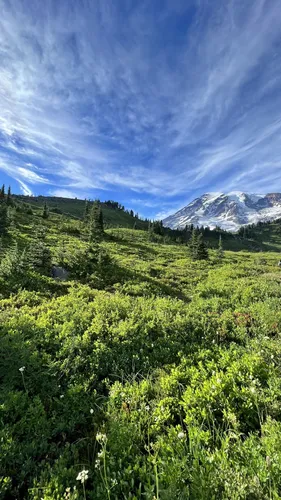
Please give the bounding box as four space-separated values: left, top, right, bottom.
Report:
163 192 281 232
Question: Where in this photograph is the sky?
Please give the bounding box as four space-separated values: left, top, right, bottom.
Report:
1 0 281 219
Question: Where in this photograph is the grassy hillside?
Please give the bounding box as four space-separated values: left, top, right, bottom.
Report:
15 194 149 229
2 202 281 499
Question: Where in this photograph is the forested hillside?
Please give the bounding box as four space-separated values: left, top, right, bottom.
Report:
2 190 281 499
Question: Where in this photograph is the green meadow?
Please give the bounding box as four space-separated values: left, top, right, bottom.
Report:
1 196 281 499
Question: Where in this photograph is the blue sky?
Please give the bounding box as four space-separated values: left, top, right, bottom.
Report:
1 0 281 219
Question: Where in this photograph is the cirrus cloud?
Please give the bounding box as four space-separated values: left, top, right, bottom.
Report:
0 0 281 217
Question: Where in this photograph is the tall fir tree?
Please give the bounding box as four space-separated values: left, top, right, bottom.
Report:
189 228 200 260
42 202 49 219
196 233 209 260
89 201 104 241
216 235 224 261
6 186 12 206
0 242 27 279
0 203 9 235
189 228 208 260
0 184 5 200
83 200 90 222
27 229 52 274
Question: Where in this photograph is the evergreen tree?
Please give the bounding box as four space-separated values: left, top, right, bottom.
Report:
151 220 164 236
28 238 52 274
0 242 27 279
189 228 200 260
189 228 208 260
0 203 9 235
84 200 90 222
0 184 5 200
216 235 224 261
89 201 104 241
42 202 49 219
27 227 52 274
197 234 209 260
6 186 12 206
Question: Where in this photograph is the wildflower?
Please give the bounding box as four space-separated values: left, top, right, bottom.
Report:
76 469 89 484
90 408 94 414
145 405 150 411
96 432 107 443
95 459 100 469
271 354 274 359
60 394 64 399
111 478 118 487
19 366 25 373
64 487 71 499
97 450 104 458
178 431 185 439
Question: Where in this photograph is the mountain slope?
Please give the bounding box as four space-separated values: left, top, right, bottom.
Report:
15 194 148 229
163 192 281 231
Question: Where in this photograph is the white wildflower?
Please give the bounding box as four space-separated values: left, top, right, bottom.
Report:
90 408 94 414
95 459 101 469
178 431 185 439
19 366 25 373
111 478 118 486
76 469 89 484
60 394 64 399
145 405 150 411
96 432 107 443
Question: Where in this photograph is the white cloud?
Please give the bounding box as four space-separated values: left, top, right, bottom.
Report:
16 179 33 196
49 189 80 199
0 0 281 206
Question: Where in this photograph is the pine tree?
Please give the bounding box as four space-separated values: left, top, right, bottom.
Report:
28 236 52 274
42 202 49 219
0 185 5 200
0 242 27 279
89 201 104 241
197 234 209 260
0 203 9 235
6 186 12 206
84 200 90 222
189 228 208 260
216 235 224 261
189 228 199 260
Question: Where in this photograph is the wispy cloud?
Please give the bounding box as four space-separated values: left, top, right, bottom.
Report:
0 0 281 216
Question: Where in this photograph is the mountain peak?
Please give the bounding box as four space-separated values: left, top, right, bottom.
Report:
163 192 281 232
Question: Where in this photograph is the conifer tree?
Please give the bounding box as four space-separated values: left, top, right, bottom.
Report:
189 228 208 260
0 184 5 200
84 200 90 222
189 228 199 260
216 235 224 261
6 186 12 206
89 201 104 241
28 230 52 274
0 242 27 279
42 202 49 219
0 203 9 235
197 233 209 260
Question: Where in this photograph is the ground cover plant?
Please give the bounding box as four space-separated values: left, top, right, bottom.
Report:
1 191 281 499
